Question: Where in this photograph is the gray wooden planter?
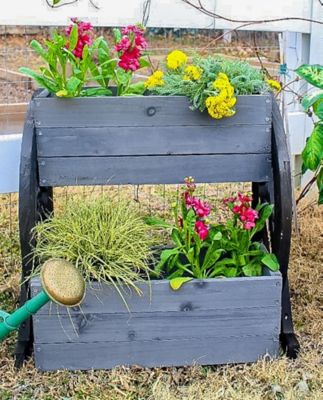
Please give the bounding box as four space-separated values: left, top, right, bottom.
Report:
31 267 281 371
17 92 299 369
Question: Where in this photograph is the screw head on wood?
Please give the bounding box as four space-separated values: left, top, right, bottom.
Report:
147 106 156 116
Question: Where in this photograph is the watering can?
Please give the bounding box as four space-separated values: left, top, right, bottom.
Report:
0 259 85 341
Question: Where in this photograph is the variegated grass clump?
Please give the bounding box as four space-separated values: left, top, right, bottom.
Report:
32 196 155 294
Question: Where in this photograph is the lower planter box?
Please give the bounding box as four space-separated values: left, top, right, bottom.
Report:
30 269 281 371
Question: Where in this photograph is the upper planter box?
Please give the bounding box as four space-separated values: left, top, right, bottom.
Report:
32 94 273 187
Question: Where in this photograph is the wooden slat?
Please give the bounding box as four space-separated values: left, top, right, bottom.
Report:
33 95 272 128
33 307 280 344
34 335 279 371
31 274 281 315
36 125 271 157
38 154 272 186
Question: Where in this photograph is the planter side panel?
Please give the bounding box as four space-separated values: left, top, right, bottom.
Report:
34 95 273 186
31 274 281 371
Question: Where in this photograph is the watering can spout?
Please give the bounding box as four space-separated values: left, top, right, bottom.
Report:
0 259 85 341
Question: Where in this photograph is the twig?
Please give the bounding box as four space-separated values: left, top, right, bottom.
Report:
296 175 318 205
181 0 323 26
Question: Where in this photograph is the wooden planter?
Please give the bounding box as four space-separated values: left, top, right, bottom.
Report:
16 92 300 370
31 269 281 371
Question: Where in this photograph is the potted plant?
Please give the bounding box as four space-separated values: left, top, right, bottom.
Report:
18 20 295 370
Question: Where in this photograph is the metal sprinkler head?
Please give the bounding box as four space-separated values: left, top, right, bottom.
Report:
41 259 86 307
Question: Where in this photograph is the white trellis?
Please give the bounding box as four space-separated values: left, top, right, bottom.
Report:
0 0 322 193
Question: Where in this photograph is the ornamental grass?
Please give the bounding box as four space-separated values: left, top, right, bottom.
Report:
31 196 156 295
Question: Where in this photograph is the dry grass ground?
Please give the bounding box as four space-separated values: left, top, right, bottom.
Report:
0 187 322 400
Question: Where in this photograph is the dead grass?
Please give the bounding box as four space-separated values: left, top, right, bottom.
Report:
0 187 322 400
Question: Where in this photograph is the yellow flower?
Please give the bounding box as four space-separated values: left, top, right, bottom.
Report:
166 50 188 70
144 70 164 89
183 65 202 81
266 79 281 92
206 72 236 119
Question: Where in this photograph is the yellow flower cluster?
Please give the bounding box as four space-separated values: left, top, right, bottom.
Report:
144 70 164 89
266 79 281 92
205 73 236 119
166 50 188 70
183 65 202 81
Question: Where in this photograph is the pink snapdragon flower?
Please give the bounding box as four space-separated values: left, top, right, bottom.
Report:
195 220 209 240
65 18 93 59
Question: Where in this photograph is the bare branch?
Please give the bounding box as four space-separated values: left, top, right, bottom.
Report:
181 0 323 26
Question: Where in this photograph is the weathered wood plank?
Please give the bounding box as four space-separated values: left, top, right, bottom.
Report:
33 307 280 344
31 274 281 315
36 125 271 157
33 95 272 128
38 154 272 186
34 335 279 371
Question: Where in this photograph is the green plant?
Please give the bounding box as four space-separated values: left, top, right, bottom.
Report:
32 196 155 296
295 64 323 204
146 178 279 289
147 53 268 119
20 20 150 97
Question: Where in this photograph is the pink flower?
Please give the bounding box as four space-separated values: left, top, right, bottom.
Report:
116 25 148 72
115 36 131 52
223 196 236 204
237 192 253 203
195 221 209 241
244 221 256 230
192 198 211 218
224 191 259 230
65 18 93 59
135 35 148 49
118 52 140 71
184 191 195 207
121 25 144 35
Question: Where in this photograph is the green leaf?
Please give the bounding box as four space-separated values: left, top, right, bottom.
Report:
302 124 323 171
113 28 122 44
223 267 238 277
211 231 222 241
171 229 182 247
144 216 173 228
261 253 280 271
252 204 273 234
169 277 193 290
68 24 79 52
66 76 82 95
301 90 323 111
30 40 48 61
80 87 113 97
242 263 262 277
125 82 146 95
19 67 58 92
313 99 323 119
139 57 151 69
295 64 323 89
53 0 61 4
159 248 179 266
202 245 224 270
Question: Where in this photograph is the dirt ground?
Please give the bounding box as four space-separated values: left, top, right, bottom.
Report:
0 185 322 400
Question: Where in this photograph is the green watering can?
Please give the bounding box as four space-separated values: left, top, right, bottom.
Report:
0 259 86 341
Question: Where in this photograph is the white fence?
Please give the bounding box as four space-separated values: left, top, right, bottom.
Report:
0 0 322 193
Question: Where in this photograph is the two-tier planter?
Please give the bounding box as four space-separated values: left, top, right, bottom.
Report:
16 91 299 370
